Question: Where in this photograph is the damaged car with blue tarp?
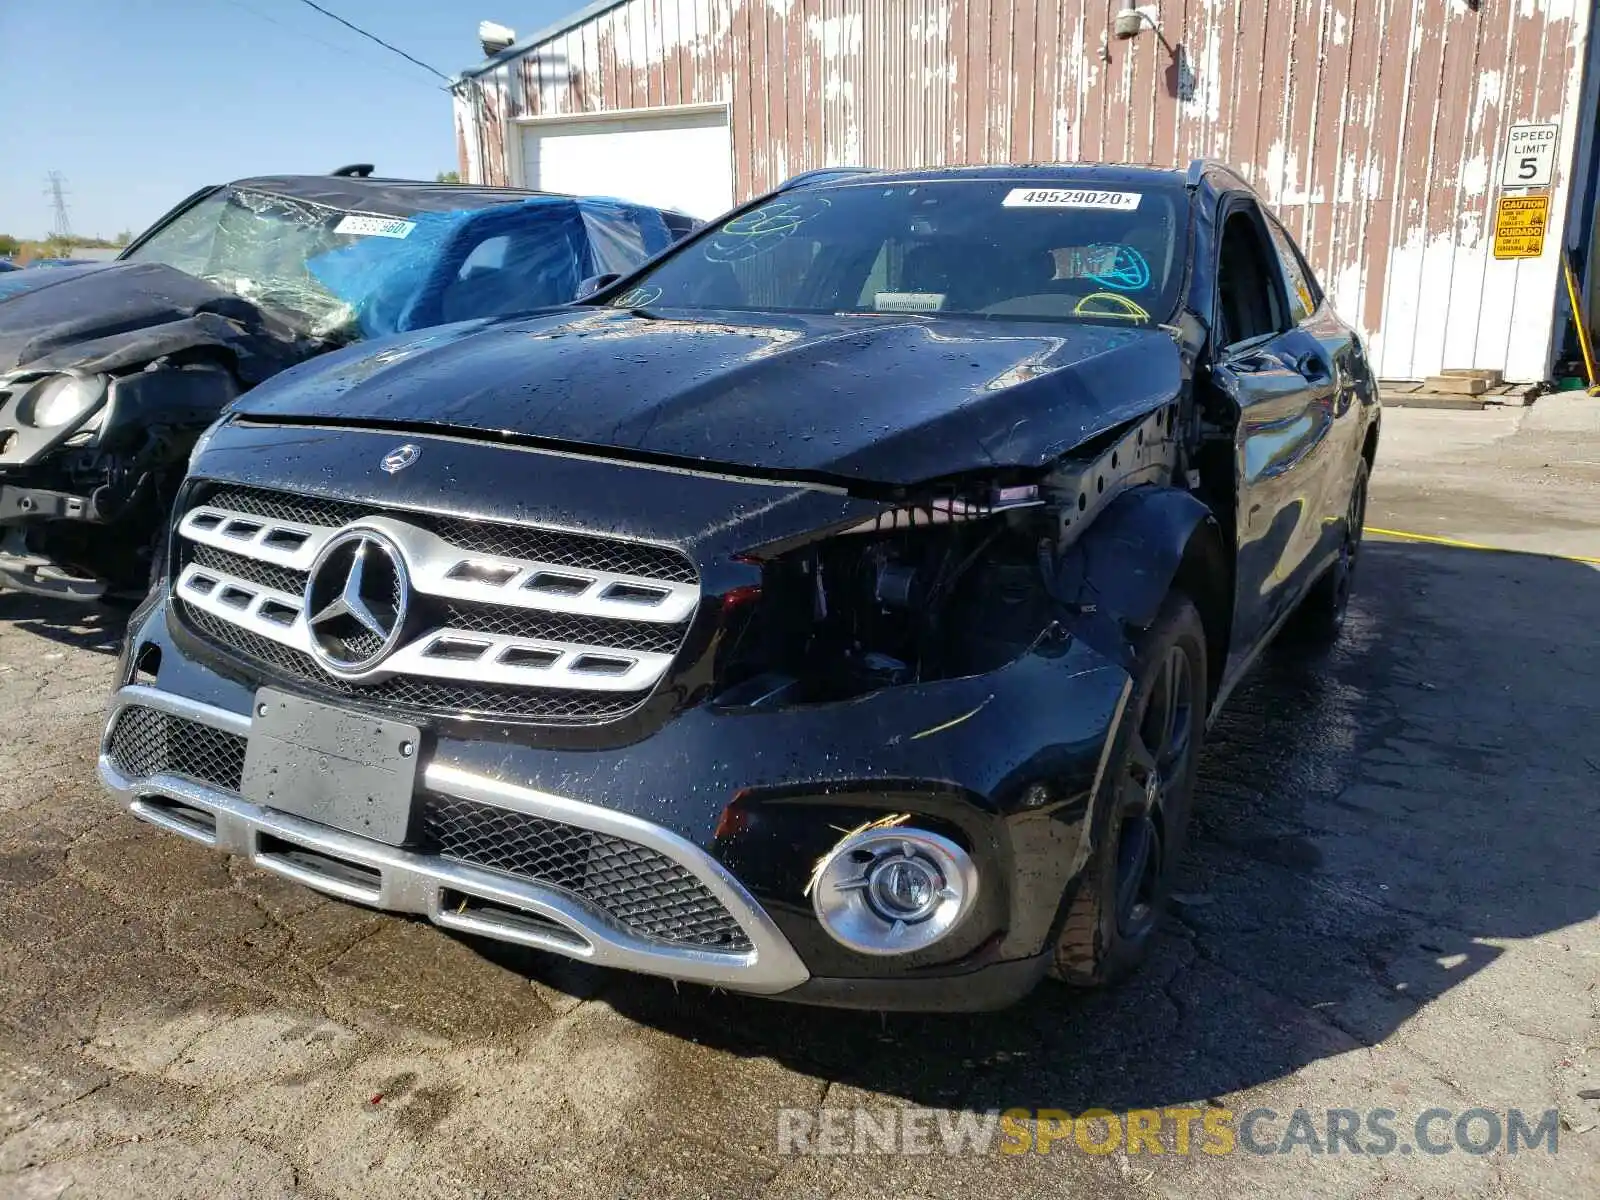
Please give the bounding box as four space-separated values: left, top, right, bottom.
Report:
100 161 1378 1010
0 171 687 599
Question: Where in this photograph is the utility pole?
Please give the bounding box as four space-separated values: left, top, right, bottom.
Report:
43 172 73 240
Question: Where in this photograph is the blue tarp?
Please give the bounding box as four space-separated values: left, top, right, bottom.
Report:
305 196 673 339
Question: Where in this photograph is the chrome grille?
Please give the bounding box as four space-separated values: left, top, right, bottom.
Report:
439 600 687 655
420 793 752 951
426 515 698 584
207 485 368 528
171 484 700 723
182 600 651 723
106 706 246 792
206 486 696 582
189 541 305 596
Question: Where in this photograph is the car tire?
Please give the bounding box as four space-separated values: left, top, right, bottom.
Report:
1290 456 1370 641
1050 591 1208 988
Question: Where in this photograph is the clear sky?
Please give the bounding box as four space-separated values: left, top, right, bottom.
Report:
0 0 573 240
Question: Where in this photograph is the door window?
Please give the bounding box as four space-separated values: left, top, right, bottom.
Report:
1266 219 1322 325
435 226 586 324
1215 205 1289 349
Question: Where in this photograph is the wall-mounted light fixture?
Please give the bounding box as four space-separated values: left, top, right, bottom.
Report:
1114 7 1156 40
1114 5 1177 54
1114 5 1178 53
1110 5 1192 99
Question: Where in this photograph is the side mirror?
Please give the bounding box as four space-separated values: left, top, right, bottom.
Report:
575 273 621 301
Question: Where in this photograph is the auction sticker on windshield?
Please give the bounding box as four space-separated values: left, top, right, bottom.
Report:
1002 189 1141 211
875 291 947 313
334 214 417 239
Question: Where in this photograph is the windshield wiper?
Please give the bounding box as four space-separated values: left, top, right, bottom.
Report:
619 305 663 320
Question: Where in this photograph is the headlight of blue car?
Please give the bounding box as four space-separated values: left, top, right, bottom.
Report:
16 373 108 430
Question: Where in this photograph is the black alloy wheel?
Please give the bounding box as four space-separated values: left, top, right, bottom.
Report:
1114 642 1196 939
1052 592 1208 987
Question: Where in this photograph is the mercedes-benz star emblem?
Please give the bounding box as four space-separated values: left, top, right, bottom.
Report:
302 528 410 676
381 443 420 473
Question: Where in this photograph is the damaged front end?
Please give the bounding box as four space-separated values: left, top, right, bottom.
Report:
715 401 1186 710
0 181 680 601
0 239 324 599
0 362 240 598
690 400 1226 999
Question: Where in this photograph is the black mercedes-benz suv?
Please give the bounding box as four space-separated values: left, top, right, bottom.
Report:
99 163 1378 1010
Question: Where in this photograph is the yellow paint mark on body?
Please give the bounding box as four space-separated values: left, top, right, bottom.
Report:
909 696 994 741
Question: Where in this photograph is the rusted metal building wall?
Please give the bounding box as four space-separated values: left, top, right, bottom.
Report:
456 0 1595 382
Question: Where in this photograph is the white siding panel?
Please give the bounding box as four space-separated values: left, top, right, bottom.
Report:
457 0 1597 382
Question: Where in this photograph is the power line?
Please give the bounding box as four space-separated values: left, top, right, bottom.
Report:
210 0 438 85
288 0 453 84
44 172 72 239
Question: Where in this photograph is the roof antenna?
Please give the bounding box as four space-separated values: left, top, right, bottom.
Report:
331 164 375 178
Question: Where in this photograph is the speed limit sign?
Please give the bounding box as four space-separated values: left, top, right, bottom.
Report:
1500 122 1559 188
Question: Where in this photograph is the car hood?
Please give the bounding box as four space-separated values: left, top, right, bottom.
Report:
0 261 321 384
0 263 115 298
232 307 1185 486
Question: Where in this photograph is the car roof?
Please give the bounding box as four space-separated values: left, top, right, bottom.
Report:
786 162 1191 190
223 174 560 219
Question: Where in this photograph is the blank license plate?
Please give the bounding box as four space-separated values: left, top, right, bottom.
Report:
242 688 421 846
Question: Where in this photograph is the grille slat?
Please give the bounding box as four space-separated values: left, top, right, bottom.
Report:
190 541 308 597
420 794 752 951
181 605 646 722
203 485 696 582
424 516 698 584
173 483 699 723
439 600 689 655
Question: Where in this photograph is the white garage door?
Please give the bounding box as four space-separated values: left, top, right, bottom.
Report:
519 107 733 221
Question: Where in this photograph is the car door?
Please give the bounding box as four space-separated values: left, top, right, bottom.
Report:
1263 214 1371 577
1206 195 1340 673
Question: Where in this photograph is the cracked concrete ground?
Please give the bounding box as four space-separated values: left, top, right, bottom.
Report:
2 401 1599 1198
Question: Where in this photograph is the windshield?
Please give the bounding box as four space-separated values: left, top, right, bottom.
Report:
123 188 415 337
610 180 1188 325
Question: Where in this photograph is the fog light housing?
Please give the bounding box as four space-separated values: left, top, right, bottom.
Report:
811 826 977 956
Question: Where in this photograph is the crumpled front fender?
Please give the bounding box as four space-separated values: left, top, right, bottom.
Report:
1051 484 1222 668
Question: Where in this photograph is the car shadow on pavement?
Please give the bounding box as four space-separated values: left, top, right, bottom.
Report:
0 591 127 655
474 538 1600 1113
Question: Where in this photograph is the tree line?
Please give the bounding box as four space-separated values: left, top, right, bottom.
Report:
0 231 133 263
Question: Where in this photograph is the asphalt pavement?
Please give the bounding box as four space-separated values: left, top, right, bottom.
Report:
1 399 1598 1198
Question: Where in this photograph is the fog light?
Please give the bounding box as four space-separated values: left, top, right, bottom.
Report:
811 826 977 956
867 854 940 921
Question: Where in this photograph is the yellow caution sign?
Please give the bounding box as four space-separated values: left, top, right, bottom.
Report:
1492 195 1550 259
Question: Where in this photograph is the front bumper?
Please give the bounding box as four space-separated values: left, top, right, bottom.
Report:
105 579 1132 1009
100 683 812 995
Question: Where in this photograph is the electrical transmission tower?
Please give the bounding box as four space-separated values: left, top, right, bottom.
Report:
44 172 73 239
